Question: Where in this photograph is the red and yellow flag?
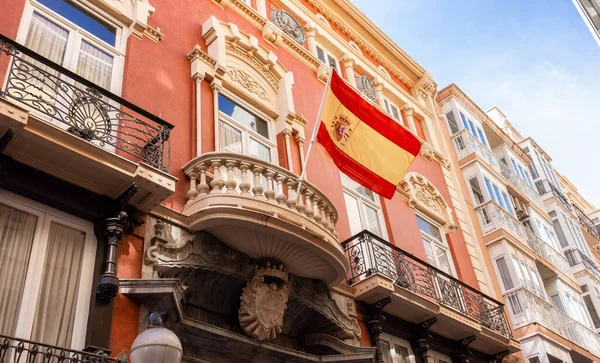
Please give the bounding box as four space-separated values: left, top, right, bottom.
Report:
316 71 422 199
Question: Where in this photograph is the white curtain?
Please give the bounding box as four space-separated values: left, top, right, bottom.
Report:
31 222 85 347
0 204 38 336
220 121 243 154
76 40 113 90
249 139 271 162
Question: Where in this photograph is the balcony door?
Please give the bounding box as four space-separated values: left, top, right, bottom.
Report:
0 191 95 350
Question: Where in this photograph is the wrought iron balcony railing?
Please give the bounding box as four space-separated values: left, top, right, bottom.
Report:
451 129 500 170
572 203 600 242
535 179 571 211
504 287 600 356
0 334 126 362
0 33 173 171
341 230 512 337
497 160 544 208
475 200 575 280
565 248 600 281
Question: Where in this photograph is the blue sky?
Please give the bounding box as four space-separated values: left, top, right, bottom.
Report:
352 0 600 208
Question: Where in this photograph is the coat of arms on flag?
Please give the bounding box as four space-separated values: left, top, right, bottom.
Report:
311 70 422 199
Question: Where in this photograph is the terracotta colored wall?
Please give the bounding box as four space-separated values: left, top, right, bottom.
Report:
0 0 26 83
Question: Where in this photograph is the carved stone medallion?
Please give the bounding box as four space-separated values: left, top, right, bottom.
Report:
239 264 289 341
356 75 377 102
270 8 306 45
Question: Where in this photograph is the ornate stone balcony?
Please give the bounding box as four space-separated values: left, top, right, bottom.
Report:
181 151 348 285
0 34 175 211
342 230 516 354
475 201 574 280
0 334 125 362
504 287 600 358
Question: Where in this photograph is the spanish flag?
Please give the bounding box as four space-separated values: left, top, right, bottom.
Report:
316 71 421 199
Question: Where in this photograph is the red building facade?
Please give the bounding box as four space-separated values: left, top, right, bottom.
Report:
0 0 519 362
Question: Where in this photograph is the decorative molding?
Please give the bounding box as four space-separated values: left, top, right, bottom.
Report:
225 42 280 89
421 143 450 169
304 0 415 88
187 46 217 68
270 7 306 45
142 25 164 42
286 112 307 127
401 172 458 233
227 68 270 100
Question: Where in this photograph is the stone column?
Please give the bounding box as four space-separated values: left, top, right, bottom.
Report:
403 105 418 134
341 54 356 87
296 135 306 176
193 73 205 157
211 82 222 151
304 21 318 58
374 77 385 109
256 0 267 18
452 336 477 363
283 129 293 171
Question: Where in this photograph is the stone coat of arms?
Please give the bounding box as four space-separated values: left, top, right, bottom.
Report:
331 114 352 147
239 265 289 341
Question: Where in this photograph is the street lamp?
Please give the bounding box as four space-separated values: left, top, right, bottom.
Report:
130 313 183 363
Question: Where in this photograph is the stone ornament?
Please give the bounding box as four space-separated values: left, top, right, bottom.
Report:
270 8 306 45
239 263 289 341
356 75 377 102
227 68 269 101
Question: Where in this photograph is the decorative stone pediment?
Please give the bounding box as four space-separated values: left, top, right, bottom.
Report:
201 16 293 118
401 172 457 233
93 0 164 42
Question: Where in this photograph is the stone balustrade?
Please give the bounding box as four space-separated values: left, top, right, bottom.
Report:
182 152 338 241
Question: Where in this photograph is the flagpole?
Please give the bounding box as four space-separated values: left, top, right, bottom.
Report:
295 69 334 200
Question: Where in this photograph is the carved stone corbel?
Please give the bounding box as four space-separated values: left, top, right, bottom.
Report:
412 317 437 362
364 297 391 363
453 335 477 363
489 350 510 363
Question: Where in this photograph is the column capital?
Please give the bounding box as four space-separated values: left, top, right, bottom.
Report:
210 81 222 94
193 72 205 82
303 21 318 37
341 53 355 67
282 128 292 137
403 105 415 116
295 135 305 144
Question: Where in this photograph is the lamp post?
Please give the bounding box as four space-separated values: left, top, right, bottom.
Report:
129 313 183 363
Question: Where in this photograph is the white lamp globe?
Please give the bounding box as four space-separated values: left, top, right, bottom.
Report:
129 313 183 363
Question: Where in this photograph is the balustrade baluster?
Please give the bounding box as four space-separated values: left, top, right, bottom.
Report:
239 162 251 195
304 190 314 218
319 202 327 228
197 164 209 196
225 160 238 194
210 160 224 194
264 170 276 202
187 171 198 202
251 166 264 198
312 195 322 223
275 175 287 204
296 186 306 214
286 179 297 209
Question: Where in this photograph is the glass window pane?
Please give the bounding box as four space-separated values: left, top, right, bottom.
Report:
493 185 505 209
316 46 326 63
551 294 566 313
343 192 363 235
327 55 337 71
220 121 243 154
435 246 451 274
495 257 514 290
384 99 391 113
422 238 436 267
31 222 86 347
249 138 271 162
416 215 442 241
469 178 485 204
393 345 409 363
76 40 114 90
38 0 116 45
341 173 375 202
218 95 269 138
502 193 514 215
391 106 400 121
26 12 69 65
378 340 392 363
476 128 487 146
446 111 460 134
0 204 38 336
459 112 469 129
468 120 477 136
364 204 382 236
484 178 496 202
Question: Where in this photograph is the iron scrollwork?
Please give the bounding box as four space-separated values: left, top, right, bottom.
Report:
342 230 512 338
0 36 172 171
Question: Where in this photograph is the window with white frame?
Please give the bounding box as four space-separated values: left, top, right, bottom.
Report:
18 0 125 94
581 284 600 329
495 256 515 291
458 112 488 146
383 98 402 123
0 191 96 350
315 44 339 73
483 177 515 215
341 173 386 238
417 214 453 275
445 110 460 135
510 158 534 188
379 333 416 363
217 94 276 162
